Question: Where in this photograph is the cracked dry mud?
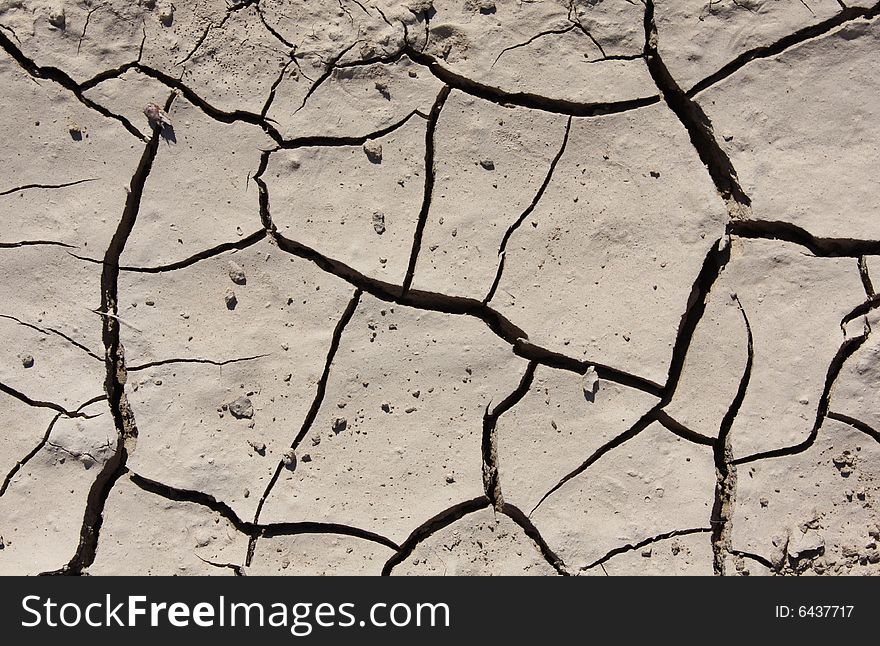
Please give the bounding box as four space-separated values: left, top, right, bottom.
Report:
0 0 878 578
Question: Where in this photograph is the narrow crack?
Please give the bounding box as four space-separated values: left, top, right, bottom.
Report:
77 60 141 92
482 361 537 510
0 414 62 497
827 411 880 444
584 53 645 64
582 527 711 571
276 108 428 150
129 470 249 532
730 219 880 257
643 0 751 210
0 392 109 497
293 41 360 114
530 405 660 515
53 92 176 575
46 440 106 464
0 31 145 140
261 58 295 118
0 178 99 197
841 293 880 329
491 25 581 68
196 555 246 576
663 238 732 400
484 116 572 305
401 85 451 294
733 317 872 465
127 471 400 551
247 288 363 565
0 313 103 361
77 6 101 55
174 14 228 68
256 4 296 51
260 521 399 551
127 354 270 372
68 229 267 274
381 496 491 575
0 380 102 418
729 549 775 571
687 1 880 97
858 256 875 297
510 339 663 396
655 410 715 446
500 502 569 575
404 46 661 117
711 295 752 576
0 22 20 45
253 149 274 230
0 240 76 249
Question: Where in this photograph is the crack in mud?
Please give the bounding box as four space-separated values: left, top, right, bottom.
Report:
127 471 400 556
687 1 880 97
47 92 177 575
381 497 490 575
710 296 752 575
826 411 880 444
582 527 712 572
0 314 103 361
858 256 875 297
730 220 880 257
401 85 450 294
0 178 98 197
482 362 538 510
644 0 751 210
0 31 145 140
484 116 572 305
247 289 363 565
4 0 880 577
733 317 872 466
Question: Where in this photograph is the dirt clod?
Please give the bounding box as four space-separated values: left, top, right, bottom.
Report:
364 141 383 164
228 396 254 419
224 288 237 310
372 211 386 235
228 262 247 285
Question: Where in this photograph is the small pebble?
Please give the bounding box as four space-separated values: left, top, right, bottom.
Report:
374 81 390 100
364 140 383 164
228 396 254 419
582 365 599 400
48 6 65 29
228 261 246 285
332 417 347 434
224 288 237 310
158 3 174 25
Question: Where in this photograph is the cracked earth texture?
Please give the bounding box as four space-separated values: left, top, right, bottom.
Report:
0 0 878 577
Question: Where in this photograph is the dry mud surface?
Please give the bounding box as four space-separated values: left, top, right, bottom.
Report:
0 0 878 577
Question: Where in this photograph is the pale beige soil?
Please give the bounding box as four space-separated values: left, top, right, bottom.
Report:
1 0 878 576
